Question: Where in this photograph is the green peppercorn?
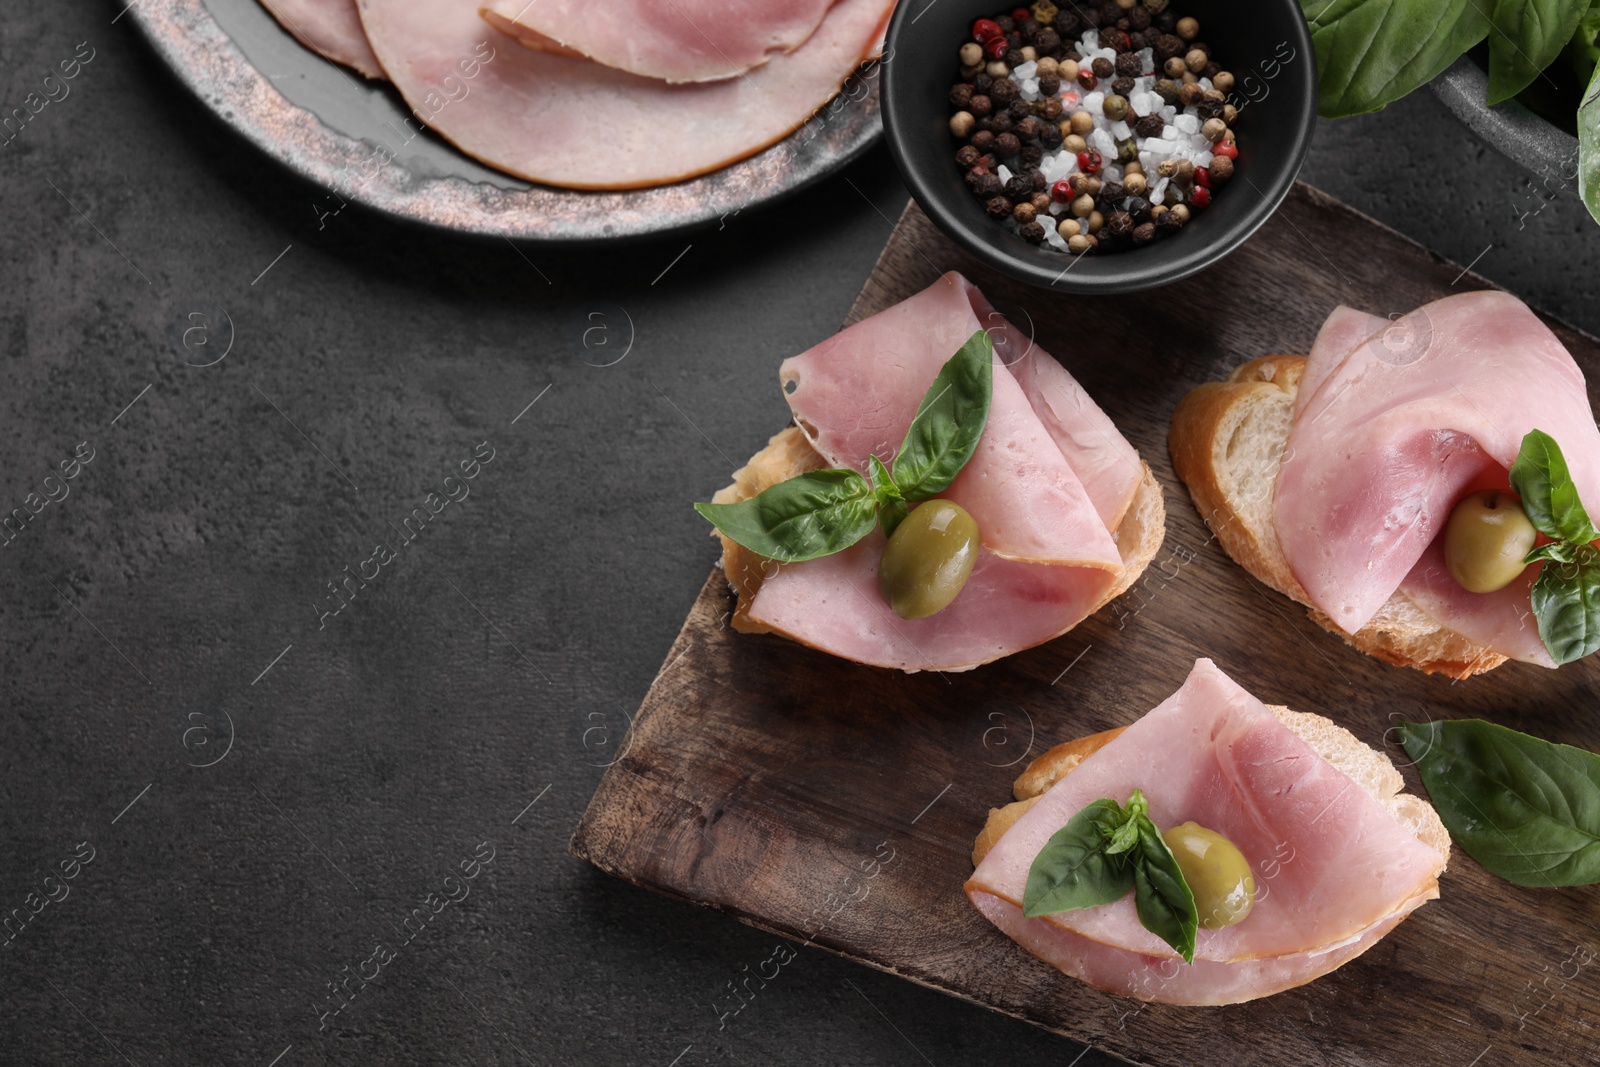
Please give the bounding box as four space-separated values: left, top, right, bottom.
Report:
1103 94 1129 121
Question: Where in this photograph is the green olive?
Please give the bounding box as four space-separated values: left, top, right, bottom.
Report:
1444 489 1537 594
877 500 980 619
1161 821 1256 930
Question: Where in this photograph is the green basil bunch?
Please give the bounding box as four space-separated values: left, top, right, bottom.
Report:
1302 0 1600 227
694 330 994 561
1509 428 1600 663
1400 718 1600 886
1023 790 1199 963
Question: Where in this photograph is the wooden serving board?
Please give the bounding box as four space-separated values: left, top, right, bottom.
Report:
570 185 1600 1067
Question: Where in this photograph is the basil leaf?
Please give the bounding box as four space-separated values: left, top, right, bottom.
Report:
1302 0 1492 116
1486 0 1588 103
1131 816 1199 964
1525 541 1576 565
890 331 994 502
869 455 909 537
693 469 877 563
1528 549 1600 663
1400 719 1600 886
1581 32 1600 227
1022 799 1135 917
1510 429 1600 544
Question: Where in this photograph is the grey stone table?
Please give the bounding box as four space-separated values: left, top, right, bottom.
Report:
2 5 1596 1066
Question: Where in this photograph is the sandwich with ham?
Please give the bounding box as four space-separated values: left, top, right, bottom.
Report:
968 658 1449 1005
696 272 1165 672
1170 290 1600 677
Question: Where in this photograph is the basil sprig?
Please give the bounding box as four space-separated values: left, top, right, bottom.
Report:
1023 790 1199 964
1508 429 1600 664
1400 719 1600 887
694 331 993 561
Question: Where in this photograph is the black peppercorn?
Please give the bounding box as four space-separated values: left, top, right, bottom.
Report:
1024 165 1047 191
1098 2 1121 26
1004 174 1033 200
1111 76 1135 96
1091 56 1114 78
1005 48 1026 67
964 169 984 192
1195 101 1224 122
1036 27 1062 52
1132 221 1157 244
995 14 1015 31
989 111 1014 134
969 94 993 118
1125 195 1152 220
1019 17 1041 40
1100 181 1126 201
1154 33 1183 58
1156 9 1178 32
1038 121 1063 148
970 129 996 153
1019 220 1047 244
1156 207 1185 231
950 83 975 108
1038 72 1061 96
1009 97 1032 118
1039 95 1063 119
1105 211 1135 238
990 78 1018 105
1129 5 1151 29
994 131 1022 158
1115 52 1142 76
985 195 1014 220
956 144 981 167
974 172 1003 197
973 72 994 93
1049 11 1075 37
1134 113 1164 137
1202 61 1222 80
1015 115 1042 140
1020 143 1044 165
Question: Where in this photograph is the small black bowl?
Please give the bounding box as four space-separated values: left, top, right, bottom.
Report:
881 1 1317 293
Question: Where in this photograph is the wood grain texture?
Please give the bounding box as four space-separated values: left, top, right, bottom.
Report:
570 184 1600 1067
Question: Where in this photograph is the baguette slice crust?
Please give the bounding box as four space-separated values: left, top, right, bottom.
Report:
972 706 1450 868
1168 354 1505 679
710 425 1164 662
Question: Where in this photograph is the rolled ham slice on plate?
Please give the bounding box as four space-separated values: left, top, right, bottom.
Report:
478 0 842 83
1273 290 1600 664
261 0 384 79
967 659 1447 1004
356 0 892 189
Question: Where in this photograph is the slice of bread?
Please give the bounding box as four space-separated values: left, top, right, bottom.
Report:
1167 355 1504 679
709 425 1166 654
971 706 1451 868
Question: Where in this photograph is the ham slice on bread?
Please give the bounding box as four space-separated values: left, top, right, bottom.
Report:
478 0 842 83
968 659 1449 1005
709 273 1164 672
261 0 384 78
1170 291 1600 676
356 0 892 189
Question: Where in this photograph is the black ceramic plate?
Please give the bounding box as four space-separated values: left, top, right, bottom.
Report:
882 0 1317 292
128 0 884 239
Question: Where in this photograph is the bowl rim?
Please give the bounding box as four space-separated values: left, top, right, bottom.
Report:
880 0 1319 293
